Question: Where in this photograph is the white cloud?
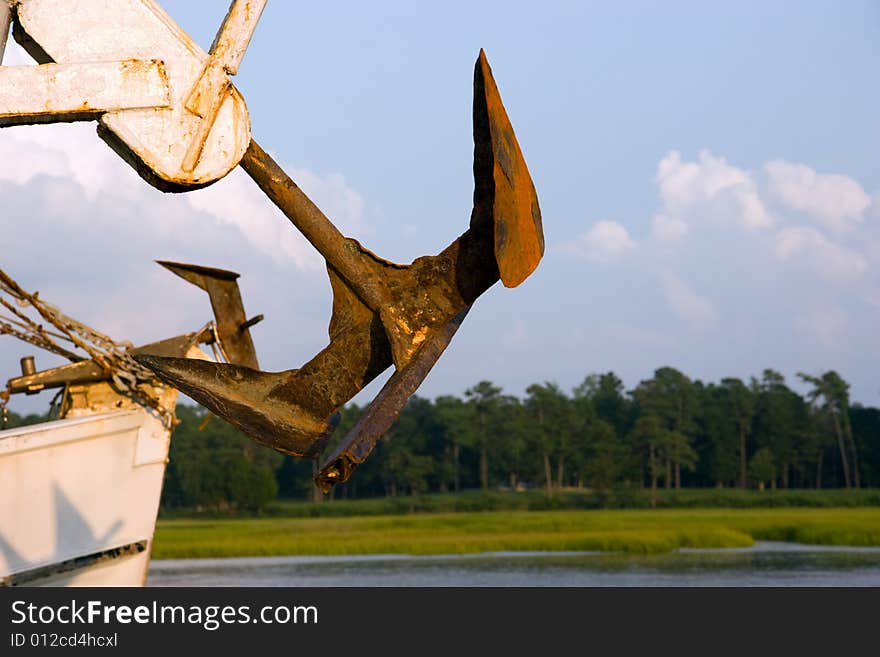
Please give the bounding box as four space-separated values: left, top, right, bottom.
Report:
0 168 339 381
0 36 366 269
187 164 366 270
653 149 772 236
651 213 687 242
775 227 868 281
661 272 717 331
0 124 364 270
0 33 372 396
765 160 870 231
184 168 321 270
796 307 846 347
0 123 144 200
557 219 637 263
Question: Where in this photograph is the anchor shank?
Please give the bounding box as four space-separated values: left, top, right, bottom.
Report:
240 139 389 312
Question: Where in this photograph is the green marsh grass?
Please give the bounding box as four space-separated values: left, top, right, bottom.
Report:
152 507 880 559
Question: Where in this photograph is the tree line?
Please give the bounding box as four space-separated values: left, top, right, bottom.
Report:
177 366 880 509
4 367 879 511
316 368 879 504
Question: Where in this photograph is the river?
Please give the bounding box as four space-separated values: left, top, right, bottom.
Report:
147 542 880 586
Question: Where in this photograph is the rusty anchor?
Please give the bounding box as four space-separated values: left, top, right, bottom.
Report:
0 0 542 491
134 50 544 491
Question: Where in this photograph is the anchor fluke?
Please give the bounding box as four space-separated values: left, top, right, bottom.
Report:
133 354 335 458
473 50 544 288
157 260 260 370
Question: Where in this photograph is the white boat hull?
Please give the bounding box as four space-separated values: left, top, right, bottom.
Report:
0 409 171 586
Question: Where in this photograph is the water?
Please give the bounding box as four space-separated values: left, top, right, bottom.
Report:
147 542 880 586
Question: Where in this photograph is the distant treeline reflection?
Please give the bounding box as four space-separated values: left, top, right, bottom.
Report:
6 367 879 513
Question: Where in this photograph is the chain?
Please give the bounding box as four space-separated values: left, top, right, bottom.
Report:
0 267 177 427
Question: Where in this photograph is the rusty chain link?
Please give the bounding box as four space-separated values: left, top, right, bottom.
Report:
0 267 179 428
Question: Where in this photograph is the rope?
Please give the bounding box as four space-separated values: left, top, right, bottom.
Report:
0 267 179 429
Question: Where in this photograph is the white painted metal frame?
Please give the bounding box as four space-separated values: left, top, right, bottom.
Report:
0 0 264 190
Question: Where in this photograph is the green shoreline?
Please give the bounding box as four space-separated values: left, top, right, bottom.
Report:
152 507 880 560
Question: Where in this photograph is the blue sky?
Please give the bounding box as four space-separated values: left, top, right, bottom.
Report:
2 0 879 412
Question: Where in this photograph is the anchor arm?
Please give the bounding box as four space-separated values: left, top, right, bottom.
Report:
316 307 469 491
156 260 261 370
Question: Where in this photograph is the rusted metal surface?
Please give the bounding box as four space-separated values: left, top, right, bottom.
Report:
19 356 35 377
3 261 258 427
1 540 148 587
6 332 208 395
315 308 469 492
474 50 545 287
136 51 544 490
157 261 261 369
